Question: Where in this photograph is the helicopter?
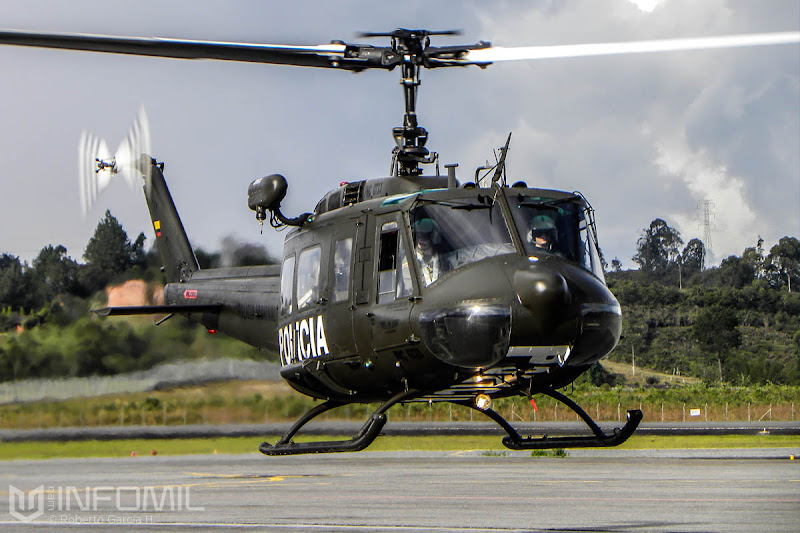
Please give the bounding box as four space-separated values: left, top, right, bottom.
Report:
1 27 797 455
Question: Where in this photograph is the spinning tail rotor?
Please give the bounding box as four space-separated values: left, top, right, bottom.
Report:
77 107 151 216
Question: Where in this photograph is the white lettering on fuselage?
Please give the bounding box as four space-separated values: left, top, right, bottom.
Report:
279 315 330 366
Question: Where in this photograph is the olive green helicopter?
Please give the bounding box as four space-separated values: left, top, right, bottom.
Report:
1 27 797 455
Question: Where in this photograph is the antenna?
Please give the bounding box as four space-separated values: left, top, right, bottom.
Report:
697 200 715 267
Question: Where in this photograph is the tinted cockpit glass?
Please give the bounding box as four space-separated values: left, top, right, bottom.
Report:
509 195 605 280
410 199 514 285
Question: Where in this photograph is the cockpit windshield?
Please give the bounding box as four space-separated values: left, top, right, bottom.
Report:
508 195 605 281
409 199 514 285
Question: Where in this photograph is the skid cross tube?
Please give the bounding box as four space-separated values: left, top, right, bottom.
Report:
260 389 419 455
453 390 643 450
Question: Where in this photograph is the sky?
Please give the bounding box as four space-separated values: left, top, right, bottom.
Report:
0 0 798 268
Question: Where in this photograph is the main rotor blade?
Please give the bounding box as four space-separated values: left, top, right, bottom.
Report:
0 28 372 69
2 28 796 71
463 32 800 64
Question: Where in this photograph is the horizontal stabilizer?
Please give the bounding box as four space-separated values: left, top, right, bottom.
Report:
93 304 222 316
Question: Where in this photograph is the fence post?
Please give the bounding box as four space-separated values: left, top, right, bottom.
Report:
748 403 750 422
682 403 685 422
617 403 621 422
661 403 664 422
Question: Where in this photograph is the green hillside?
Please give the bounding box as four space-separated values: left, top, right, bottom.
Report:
1 213 799 386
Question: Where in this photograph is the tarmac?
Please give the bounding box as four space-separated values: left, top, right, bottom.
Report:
2 420 799 442
1 448 798 532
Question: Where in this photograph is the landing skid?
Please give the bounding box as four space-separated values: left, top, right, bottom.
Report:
454 388 643 450
259 390 418 455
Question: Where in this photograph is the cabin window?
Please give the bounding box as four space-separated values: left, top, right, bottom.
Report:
509 195 605 281
409 200 514 285
296 245 321 310
396 234 412 299
511 199 580 263
333 238 353 302
279 255 295 316
377 221 398 304
579 209 606 282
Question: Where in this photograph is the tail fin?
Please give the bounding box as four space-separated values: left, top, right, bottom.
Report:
137 155 199 282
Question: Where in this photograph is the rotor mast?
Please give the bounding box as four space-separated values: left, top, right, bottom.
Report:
390 30 434 176
361 29 462 176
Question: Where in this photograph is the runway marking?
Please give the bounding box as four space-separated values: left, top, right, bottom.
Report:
0 475 331 498
247 493 800 504
184 472 328 480
0 522 543 531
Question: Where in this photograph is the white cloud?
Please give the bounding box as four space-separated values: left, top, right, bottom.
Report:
655 135 758 263
627 0 668 14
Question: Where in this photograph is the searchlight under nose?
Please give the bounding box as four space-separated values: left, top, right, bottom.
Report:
417 303 511 368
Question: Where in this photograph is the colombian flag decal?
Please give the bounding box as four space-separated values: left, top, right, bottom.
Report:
154 220 162 237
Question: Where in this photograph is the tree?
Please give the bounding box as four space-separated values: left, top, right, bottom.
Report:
193 247 221 269
31 244 79 302
0 254 34 311
681 238 705 275
717 255 756 288
79 210 146 293
741 237 767 280
632 218 683 278
769 236 800 292
218 236 275 267
692 305 741 381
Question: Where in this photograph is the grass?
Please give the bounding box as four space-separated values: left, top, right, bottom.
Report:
602 360 701 387
0 434 796 461
2 378 798 430
530 449 569 457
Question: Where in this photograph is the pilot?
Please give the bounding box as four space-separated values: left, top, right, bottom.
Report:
413 218 445 286
527 215 558 252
